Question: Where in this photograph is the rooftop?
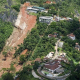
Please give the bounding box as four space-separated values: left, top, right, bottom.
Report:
46 1 51 4
48 34 57 38
44 59 61 70
32 6 45 10
68 33 75 37
39 16 53 19
27 7 39 11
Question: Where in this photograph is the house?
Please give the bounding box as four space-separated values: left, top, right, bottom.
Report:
43 57 50 62
39 16 53 24
46 1 52 4
67 33 76 40
45 1 56 4
58 55 68 63
27 6 45 13
53 16 61 22
53 1 56 4
48 33 58 38
32 6 45 12
58 42 64 48
44 59 61 73
55 16 61 21
75 43 80 51
27 7 39 13
46 52 54 58
66 17 73 21
48 34 57 38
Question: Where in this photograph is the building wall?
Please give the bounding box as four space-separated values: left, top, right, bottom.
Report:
39 17 53 24
70 36 75 40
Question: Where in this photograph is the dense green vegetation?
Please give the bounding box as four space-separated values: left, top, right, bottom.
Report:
17 65 39 80
11 4 20 12
0 73 14 80
14 17 80 79
0 19 13 52
66 64 80 80
14 21 56 60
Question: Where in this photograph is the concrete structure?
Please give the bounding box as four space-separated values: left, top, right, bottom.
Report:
39 16 53 24
27 7 39 13
44 59 61 73
58 55 68 63
46 1 52 4
45 1 56 4
32 6 45 12
48 33 58 38
67 33 76 40
66 17 73 21
53 15 73 22
55 16 61 21
27 6 45 13
46 52 54 58
58 42 64 48
38 67 70 80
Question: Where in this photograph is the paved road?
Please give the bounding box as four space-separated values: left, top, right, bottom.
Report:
32 70 41 79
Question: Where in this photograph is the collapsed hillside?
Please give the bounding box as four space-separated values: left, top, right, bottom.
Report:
6 3 37 48
0 2 37 77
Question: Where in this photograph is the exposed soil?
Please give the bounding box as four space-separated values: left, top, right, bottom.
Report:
0 3 37 77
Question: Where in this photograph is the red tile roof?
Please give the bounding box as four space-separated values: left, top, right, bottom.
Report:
53 1 56 4
46 1 51 4
68 33 75 37
44 62 60 70
44 59 61 70
48 34 57 38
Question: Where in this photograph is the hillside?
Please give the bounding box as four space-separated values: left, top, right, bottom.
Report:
0 0 20 23
55 0 80 17
0 0 80 80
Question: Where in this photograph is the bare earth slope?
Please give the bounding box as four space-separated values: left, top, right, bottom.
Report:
0 3 36 76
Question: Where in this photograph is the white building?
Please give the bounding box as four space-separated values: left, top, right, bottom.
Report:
46 52 54 58
27 7 39 13
27 6 45 13
67 33 76 40
67 17 73 21
44 59 61 73
58 42 64 48
39 16 53 24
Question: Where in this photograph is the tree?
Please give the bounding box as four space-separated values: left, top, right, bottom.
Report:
9 63 16 73
19 55 26 64
33 61 40 70
2 52 7 60
2 73 14 80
